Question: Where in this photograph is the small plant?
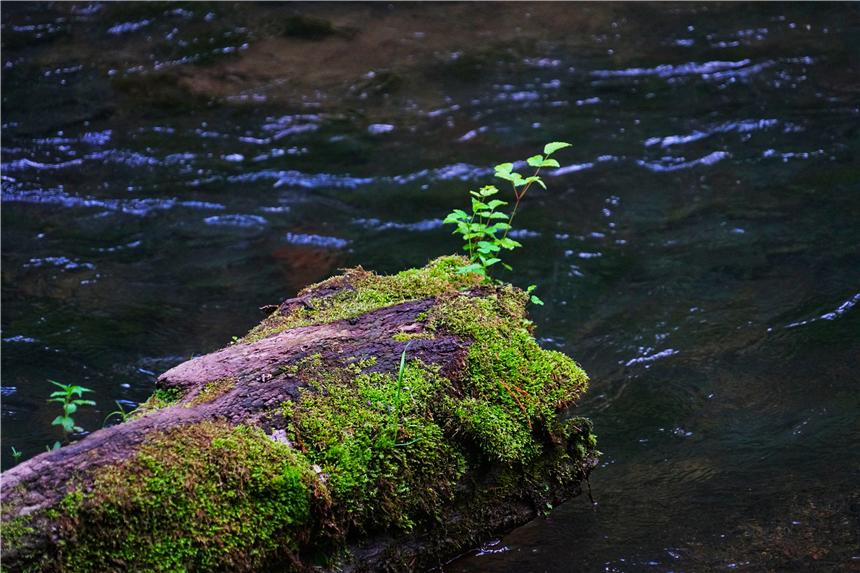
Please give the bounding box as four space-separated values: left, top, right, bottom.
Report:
381 343 421 448
10 446 22 464
47 380 96 441
443 141 572 304
103 400 133 427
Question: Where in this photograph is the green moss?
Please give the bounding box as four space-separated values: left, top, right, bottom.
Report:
186 377 236 407
451 399 538 464
391 331 434 342
428 288 589 464
132 387 184 418
54 421 316 571
284 357 465 533
244 256 482 342
0 515 36 549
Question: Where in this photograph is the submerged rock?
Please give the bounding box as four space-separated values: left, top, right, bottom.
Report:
0 256 598 572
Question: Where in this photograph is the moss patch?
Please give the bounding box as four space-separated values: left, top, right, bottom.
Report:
244 256 482 343
284 356 466 534
429 287 589 464
391 331 435 342
131 387 184 418
186 377 236 407
53 421 317 572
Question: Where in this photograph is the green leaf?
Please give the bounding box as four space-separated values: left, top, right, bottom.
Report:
65 403 78 415
51 441 61 451
74 400 96 407
530 295 545 306
539 158 560 168
457 263 486 276
544 141 572 155
511 173 527 187
525 175 547 190
498 237 523 250
526 284 537 294
477 241 501 252
501 263 513 271
443 210 468 224
490 222 512 231
479 185 499 197
494 162 513 175
485 199 507 209
487 212 509 219
52 416 75 432
471 198 488 212
527 154 544 167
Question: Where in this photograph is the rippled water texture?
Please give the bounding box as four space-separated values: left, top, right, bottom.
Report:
2 2 859 571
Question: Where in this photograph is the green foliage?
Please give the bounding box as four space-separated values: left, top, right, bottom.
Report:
442 185 519 280
10 446 22 464
443 142 571 292
47 380 96 439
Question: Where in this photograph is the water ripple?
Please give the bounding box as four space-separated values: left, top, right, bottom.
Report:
784 293 860 329
637 151 730 172
283 233 349 249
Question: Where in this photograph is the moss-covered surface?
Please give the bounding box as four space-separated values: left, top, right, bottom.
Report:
244 256 482 343
2 256 596 572
283 356 467 534
427 288 590 464
49 422 320 572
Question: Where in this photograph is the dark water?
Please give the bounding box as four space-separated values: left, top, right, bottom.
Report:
2 2 859 571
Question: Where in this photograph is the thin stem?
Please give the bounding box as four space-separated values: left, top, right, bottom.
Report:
466 213 476 261
502 166 542 239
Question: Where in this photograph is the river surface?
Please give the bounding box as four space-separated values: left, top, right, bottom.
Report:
2 2 859 571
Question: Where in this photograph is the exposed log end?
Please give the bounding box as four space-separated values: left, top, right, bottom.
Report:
1 256 598 572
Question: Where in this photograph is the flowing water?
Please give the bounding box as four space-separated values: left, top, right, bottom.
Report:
2 2 859 571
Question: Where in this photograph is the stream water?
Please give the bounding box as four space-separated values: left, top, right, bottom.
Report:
2 2 859 571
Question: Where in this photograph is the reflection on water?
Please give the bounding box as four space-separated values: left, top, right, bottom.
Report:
2 2 858 571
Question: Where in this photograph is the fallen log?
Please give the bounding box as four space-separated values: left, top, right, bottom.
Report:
1 256 598 572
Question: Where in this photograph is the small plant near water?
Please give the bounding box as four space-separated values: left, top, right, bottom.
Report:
48 380 96 444
103 400 134 427
10 446 23 464
443 141 572 304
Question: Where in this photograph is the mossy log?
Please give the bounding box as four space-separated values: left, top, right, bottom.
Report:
1 256 598 572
